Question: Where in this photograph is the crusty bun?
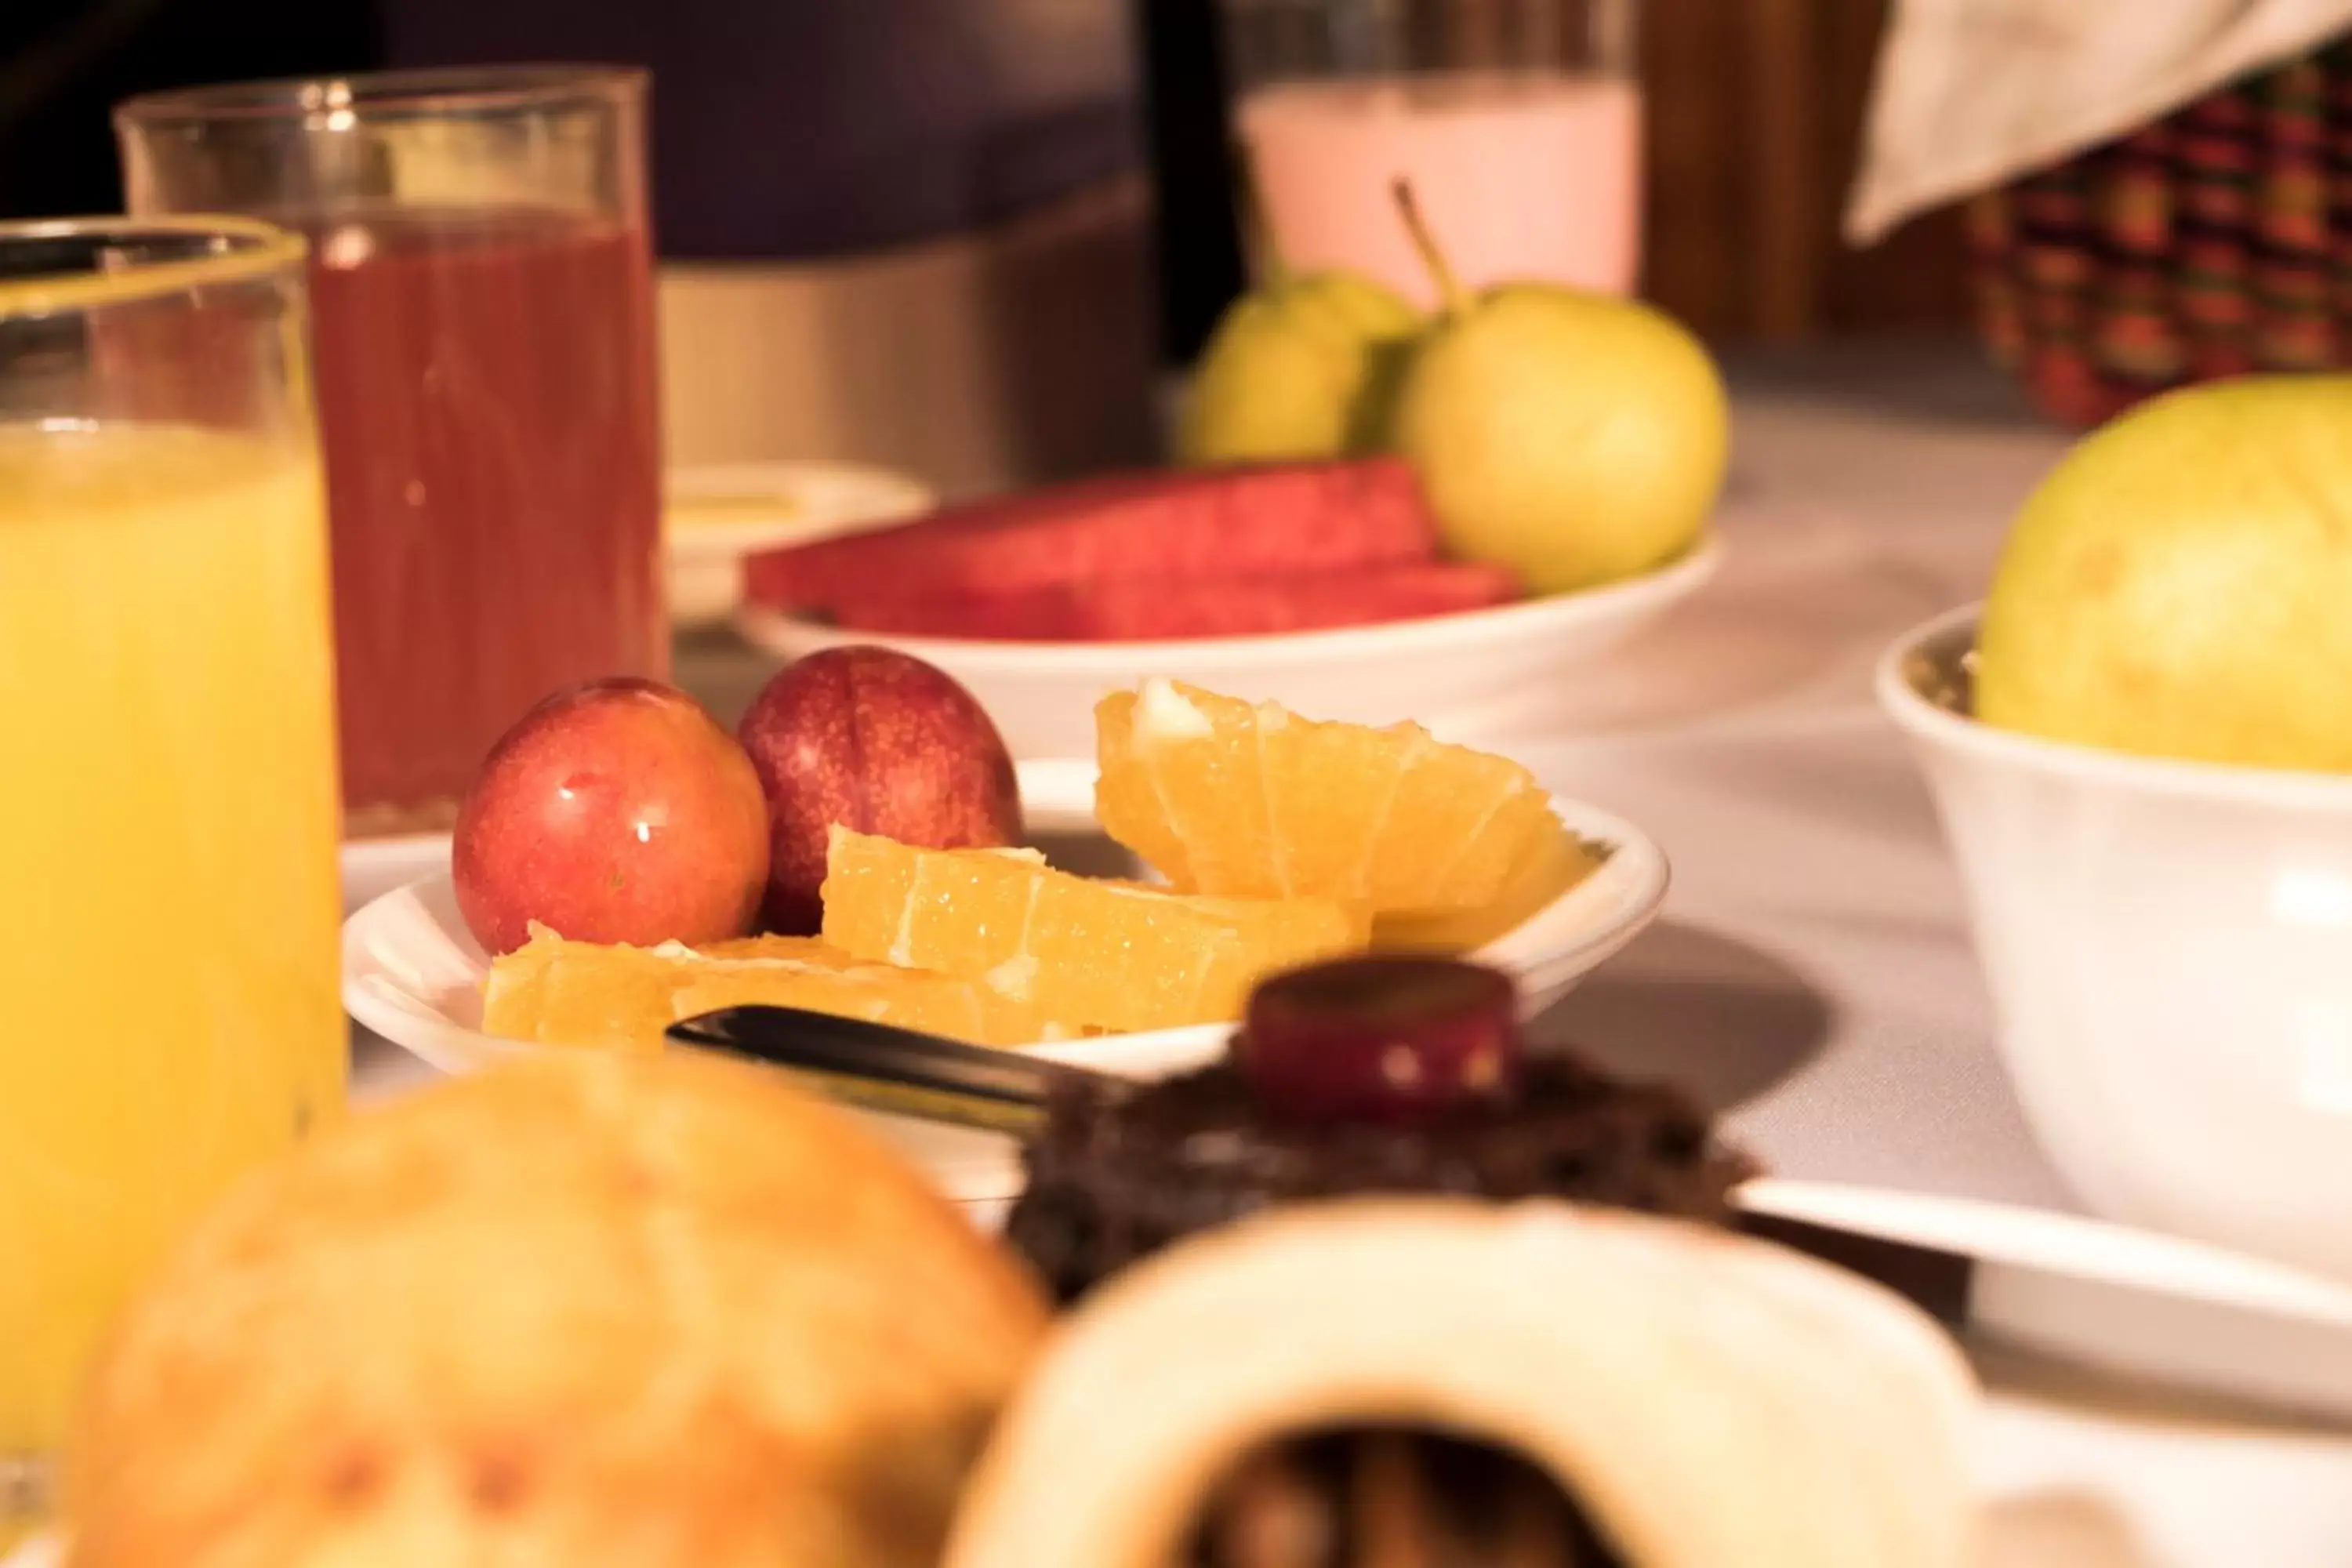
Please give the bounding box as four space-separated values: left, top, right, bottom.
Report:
946 1198 1979 1568
65 1050 1051 1568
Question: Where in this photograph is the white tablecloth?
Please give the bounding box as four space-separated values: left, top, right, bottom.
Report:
350 337 2352 1565
1515 341 2076 1209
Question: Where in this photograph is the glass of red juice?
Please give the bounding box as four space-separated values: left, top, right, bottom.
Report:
114 67 666 835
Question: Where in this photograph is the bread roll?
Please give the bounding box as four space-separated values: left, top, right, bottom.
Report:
946 1198 1979 1566
65 1051 1050 1568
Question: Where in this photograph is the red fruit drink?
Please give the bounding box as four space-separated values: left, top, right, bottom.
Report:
114 67 668 835
308 210 666 829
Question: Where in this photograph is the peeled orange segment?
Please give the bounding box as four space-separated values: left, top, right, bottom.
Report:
1094 704 1194 888
1095 681 1277 895
481 924 1053 1050
1253 704 1417 901
1367 748 1557 913
1372 825 1602 955
1095 679 1558 913
821 826 1369 1033
481 925 681 1051
697 934 864 965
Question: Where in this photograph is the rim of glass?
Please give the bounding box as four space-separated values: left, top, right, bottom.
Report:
0 215 307 320
116 64 645 127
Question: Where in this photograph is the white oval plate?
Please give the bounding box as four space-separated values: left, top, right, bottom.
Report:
344 759 1669 1201
735 536 1722 757
666 460 934 627
342 833 451 916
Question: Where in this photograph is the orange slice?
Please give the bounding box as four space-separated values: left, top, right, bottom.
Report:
481 924 1053 1049
821 827 1367 1033
1095 679 1558 913
1371 824 1602 954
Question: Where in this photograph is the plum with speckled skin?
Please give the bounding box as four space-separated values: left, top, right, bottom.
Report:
738 647 1022 933
453 679 771 955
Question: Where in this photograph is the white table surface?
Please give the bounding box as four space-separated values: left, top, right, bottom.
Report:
348 337 2352 1565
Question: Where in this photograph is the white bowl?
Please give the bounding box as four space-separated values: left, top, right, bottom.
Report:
665 460 933 626
735 536 1722 757
343 759 1671 1203
1880 604 2352 1281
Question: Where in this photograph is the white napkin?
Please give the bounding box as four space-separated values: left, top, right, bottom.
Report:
1846 0 2352 243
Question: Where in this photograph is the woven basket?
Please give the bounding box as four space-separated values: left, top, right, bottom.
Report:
1968 38 2352 426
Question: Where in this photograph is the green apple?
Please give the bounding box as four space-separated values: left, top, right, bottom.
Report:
1976 375 2352 772
1385 186 1729 594
1178 269 1421 466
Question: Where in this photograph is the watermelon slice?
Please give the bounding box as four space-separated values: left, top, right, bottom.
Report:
745 458 1437 610
820 561 1523 642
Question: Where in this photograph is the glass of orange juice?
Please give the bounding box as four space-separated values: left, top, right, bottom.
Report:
0 218 346 1538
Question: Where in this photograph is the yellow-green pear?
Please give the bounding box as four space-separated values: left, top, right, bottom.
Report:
1976 375 2352 771
1178 269 1421 466
1385 184 1728 593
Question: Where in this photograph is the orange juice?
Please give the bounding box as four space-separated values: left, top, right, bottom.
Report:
0 422 345 1465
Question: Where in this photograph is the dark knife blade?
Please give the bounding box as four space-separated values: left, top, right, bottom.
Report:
666 1004 1109 1138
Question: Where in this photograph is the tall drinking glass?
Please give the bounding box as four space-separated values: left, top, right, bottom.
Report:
0 217 345 1538
1221 0 1644 305
116 67 667 836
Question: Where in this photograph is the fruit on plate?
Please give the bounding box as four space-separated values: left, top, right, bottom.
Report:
744 458 1437 611
452 678 770 956
821 826 1370 1033
66 1051 1051 1568
739 456 1534 645
1094 678 1561 912
483 925 1057 1049
1976 375 2352 771
464 673 1575 1054
1177 267 1421 466
737 647 1022 933
1385 182 1728 594
1370 818 1601 953
820 559 1519 642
